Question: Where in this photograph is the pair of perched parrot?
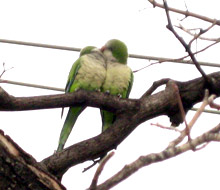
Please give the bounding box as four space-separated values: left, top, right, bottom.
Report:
57 39 133 152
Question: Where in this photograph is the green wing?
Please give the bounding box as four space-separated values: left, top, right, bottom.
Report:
61 58 81 118
124 71 133 98
65 58 82 93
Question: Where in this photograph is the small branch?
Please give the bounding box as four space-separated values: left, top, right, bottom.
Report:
177 24 220 42
172 83 187 127
0 63 14 78
188 21 217 47
151 123 181 133
89 152 115 190
172 83 192 142
141 78 170 98
133 38 220 74
83 160 100 173
148 0 220 26
208 94 220 110
167 90 210 148
187 90 209 130
163 0 208 82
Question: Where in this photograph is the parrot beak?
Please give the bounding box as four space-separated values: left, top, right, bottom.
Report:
100 46 106 52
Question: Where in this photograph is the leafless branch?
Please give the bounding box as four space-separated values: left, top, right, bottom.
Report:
177 24 220 42
0 62 14 78
95 123 220 190
208 94 220 110
167 89 211 148
163 0 208 82
89 152 115 190
148 0 220 26
188 21 217 47
141 78 170 98
151 123 181 133
171 82 192 142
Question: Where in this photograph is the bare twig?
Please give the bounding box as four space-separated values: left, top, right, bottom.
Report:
167 90 210 148
148 0 220 26
172 83 191 141
0 63 14 78
172 83 187 126
151 123 181 133
191 107 220 115
163 0 208 82
89 152 115 190
188 21 217 47
83 160 100 173
208 94 220 110
187 90 209 130
177 24 220 42
133 38 220 73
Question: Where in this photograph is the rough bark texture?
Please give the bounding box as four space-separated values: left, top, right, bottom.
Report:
0 130 65 190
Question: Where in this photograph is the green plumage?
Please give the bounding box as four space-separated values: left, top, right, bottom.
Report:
57 46 106 152
100 39 133 132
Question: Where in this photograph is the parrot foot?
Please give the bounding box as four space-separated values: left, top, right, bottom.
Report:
105 90 110 94
117 94 122 98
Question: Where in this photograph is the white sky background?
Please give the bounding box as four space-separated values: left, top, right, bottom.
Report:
0 0 220 189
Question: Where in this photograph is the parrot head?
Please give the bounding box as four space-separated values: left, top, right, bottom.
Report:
101 39 128 64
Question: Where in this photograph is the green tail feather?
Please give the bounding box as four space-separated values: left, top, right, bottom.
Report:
101 110 115 132
57 106 85 152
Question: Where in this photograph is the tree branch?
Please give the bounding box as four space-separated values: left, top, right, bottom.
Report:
0 87 137 112
163 0 208 82
89 152 115 190
0 130 65 190
148 0 220 26
95 123 220 190
1 71 220 186
39 71 220 178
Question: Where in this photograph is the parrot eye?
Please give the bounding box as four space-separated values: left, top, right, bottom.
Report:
108 47 113 51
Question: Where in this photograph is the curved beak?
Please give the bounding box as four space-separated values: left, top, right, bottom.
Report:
100 46 106 52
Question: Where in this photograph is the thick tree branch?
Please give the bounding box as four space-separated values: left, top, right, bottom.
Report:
0 130 65 190
0 87 138 113
39 71 220 178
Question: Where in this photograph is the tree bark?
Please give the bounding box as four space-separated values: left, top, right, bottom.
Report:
0 130 65 190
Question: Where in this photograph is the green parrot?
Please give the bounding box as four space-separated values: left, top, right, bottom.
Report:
100 39 133 132
57 46 106 152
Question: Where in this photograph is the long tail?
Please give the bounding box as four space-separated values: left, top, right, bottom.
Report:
57 106 85 152
99 110 115 160
100 110 115 132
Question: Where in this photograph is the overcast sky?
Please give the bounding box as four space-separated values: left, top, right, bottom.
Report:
0 0 220 189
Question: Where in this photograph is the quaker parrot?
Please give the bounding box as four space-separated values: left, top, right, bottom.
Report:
100 39 133 132
57 46 106 152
